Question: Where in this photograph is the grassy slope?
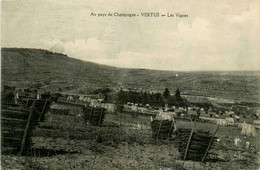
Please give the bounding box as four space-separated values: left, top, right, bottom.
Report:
1 48 120 93
1 48 260 102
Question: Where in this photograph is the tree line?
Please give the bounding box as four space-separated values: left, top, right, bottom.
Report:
116 88 187 107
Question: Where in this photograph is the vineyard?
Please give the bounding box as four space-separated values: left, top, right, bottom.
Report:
2 48 260 103
2 100 260 169
1 48 260 169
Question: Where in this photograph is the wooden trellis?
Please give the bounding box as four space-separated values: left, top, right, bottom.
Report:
1 99 50 155
151 119 176 140
172 122 219 162
82 106 106 126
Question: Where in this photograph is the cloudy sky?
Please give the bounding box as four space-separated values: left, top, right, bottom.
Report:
2 0 260 71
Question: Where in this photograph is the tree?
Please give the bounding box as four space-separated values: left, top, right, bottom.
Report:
175 89 181 98
117 90 127 104
142 91 148 105
154 93 164 107
104 94 109 102
163 88 170 99
168 95 178 106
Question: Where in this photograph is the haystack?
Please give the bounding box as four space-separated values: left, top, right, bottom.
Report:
225 118 234 126
89 99 100 107
104 103 116 114
240 123 256 137
253 120 260 125
156 112 173 120
235 115 240 122
216 119 228 126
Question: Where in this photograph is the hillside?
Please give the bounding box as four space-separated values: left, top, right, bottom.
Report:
1 48 260 103
1 48 121 93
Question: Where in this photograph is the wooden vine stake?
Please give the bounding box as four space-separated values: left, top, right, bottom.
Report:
156 119 163 140
184 119 197 160
98 109 104 126
38 98 48 121
89 107 94 123
201 125 220 162
25 99 29 106
168 118 175 139
18 100 35 156
41 99 48 114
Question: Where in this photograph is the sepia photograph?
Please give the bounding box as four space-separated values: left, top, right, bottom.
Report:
1 0 260 169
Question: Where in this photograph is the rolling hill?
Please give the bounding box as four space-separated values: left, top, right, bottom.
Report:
1 48 260 103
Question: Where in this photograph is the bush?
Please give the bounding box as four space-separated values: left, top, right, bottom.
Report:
92 88 112 94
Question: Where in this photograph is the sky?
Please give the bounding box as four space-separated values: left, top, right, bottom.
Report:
2 0 260 71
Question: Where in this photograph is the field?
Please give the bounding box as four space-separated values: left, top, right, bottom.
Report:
2 48 260 103
2 103 260 169
1 48 260 169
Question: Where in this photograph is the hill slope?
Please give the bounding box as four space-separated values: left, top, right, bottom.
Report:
2 48 121 92
1 48 260 102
